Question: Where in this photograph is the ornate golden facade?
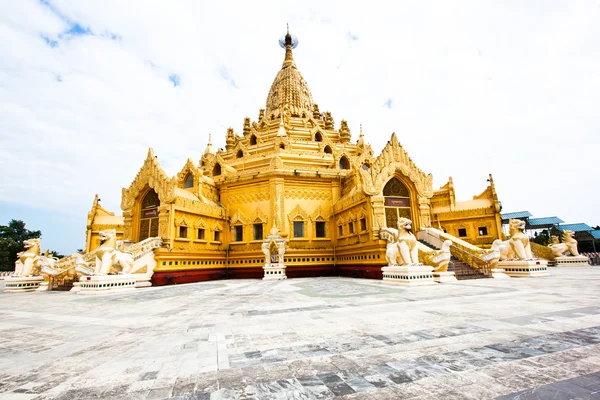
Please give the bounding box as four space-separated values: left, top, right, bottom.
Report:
85 30 504 284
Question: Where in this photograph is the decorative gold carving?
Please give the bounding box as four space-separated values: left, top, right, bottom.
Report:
122 148 177 211
358 133 433 198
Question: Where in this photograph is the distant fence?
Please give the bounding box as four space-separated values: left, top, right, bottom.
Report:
582 253 600 266
0 271 13 280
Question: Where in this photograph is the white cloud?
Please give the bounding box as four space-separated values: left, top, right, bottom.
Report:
1 0 599 252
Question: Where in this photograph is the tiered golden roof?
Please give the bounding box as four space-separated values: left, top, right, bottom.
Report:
265 31 314 118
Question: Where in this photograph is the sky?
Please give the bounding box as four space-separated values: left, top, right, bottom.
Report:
1 0 599 254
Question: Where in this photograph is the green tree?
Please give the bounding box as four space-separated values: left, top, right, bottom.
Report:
0 220 42 271
531 229 551 246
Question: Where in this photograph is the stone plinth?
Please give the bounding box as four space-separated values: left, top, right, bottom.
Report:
555 256 589 267
433 271 457 283
499 260 549 278
4 276 44 292
382 264 435 285
491 268 511 279
263 264 287 280
37 281 50 291
70 281 82 293
78 274 139 294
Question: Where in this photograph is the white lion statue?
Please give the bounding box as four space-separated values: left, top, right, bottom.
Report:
498 219 534 260
14 239 42 276
94 229 135 275
548 230 580 257
380 218 420 266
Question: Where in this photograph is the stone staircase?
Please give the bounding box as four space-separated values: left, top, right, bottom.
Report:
450 257 488 280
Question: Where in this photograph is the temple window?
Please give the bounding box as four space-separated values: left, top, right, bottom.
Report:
324 145 332 154
179 226 188 238
360 218 367 231
234 226 243 242
197 228 205 240
293 221 305 238
280 144 285 149
139 189 160 242
349 222 355 234
383 177 411 228
315 132 323 142
315 221 326 238
236 150 243 159
184 173 194 188
253 223 263 240
250 135 257 145
458 228 467 237
214 231 221 242
338 225 343 236
478 226 488 236
213 163 222 176
339 156 350 170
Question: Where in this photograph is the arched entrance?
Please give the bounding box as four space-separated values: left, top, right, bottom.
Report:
139 189 160 241
383 177 412 228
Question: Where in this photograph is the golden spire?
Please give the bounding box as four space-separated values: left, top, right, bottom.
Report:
265 27 314 118
282 24 296 69
204 133 214 155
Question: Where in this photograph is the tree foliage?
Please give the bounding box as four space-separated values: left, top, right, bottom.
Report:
0 220 42 271
531 229 551 246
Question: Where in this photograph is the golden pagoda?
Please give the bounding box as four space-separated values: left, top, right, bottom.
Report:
85 29 503 285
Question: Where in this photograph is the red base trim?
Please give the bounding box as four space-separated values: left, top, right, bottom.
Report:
151 264 385 285
336 265 384 280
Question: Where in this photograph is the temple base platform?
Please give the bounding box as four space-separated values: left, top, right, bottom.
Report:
77 274 151 294
382 264 435 285
499 260 549 278
555 256 589 267
433 271 457 283
263 264 287 280
491 268 511 279
4 276 44 292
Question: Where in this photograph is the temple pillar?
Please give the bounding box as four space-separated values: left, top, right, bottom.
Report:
122 210 133 242
269 178 285 235
418 197 432 229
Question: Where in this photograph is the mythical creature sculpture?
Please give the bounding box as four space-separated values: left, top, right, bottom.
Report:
94 229 135 275
14 239 42 276
484 240 503 269
498 219 534 260
277 240 286 264
380 227 401 265
548 230 580 257
380 218 420 266
423 240 452 272
261 241 270 265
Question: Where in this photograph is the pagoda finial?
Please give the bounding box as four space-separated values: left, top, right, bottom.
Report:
279 26 298 68
204 133 215 155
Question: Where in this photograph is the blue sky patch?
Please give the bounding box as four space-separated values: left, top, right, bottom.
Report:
41 34 58 48
169 74 181 87
219 66 238 88
384 98 393 109
40 0 119 43
348 32 358 41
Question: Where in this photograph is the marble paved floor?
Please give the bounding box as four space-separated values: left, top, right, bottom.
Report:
1 267 600 399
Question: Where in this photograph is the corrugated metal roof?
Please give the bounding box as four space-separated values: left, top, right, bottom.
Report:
592 230 600 239
527 217 564 226
556 223 593 232
501 211 532 220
